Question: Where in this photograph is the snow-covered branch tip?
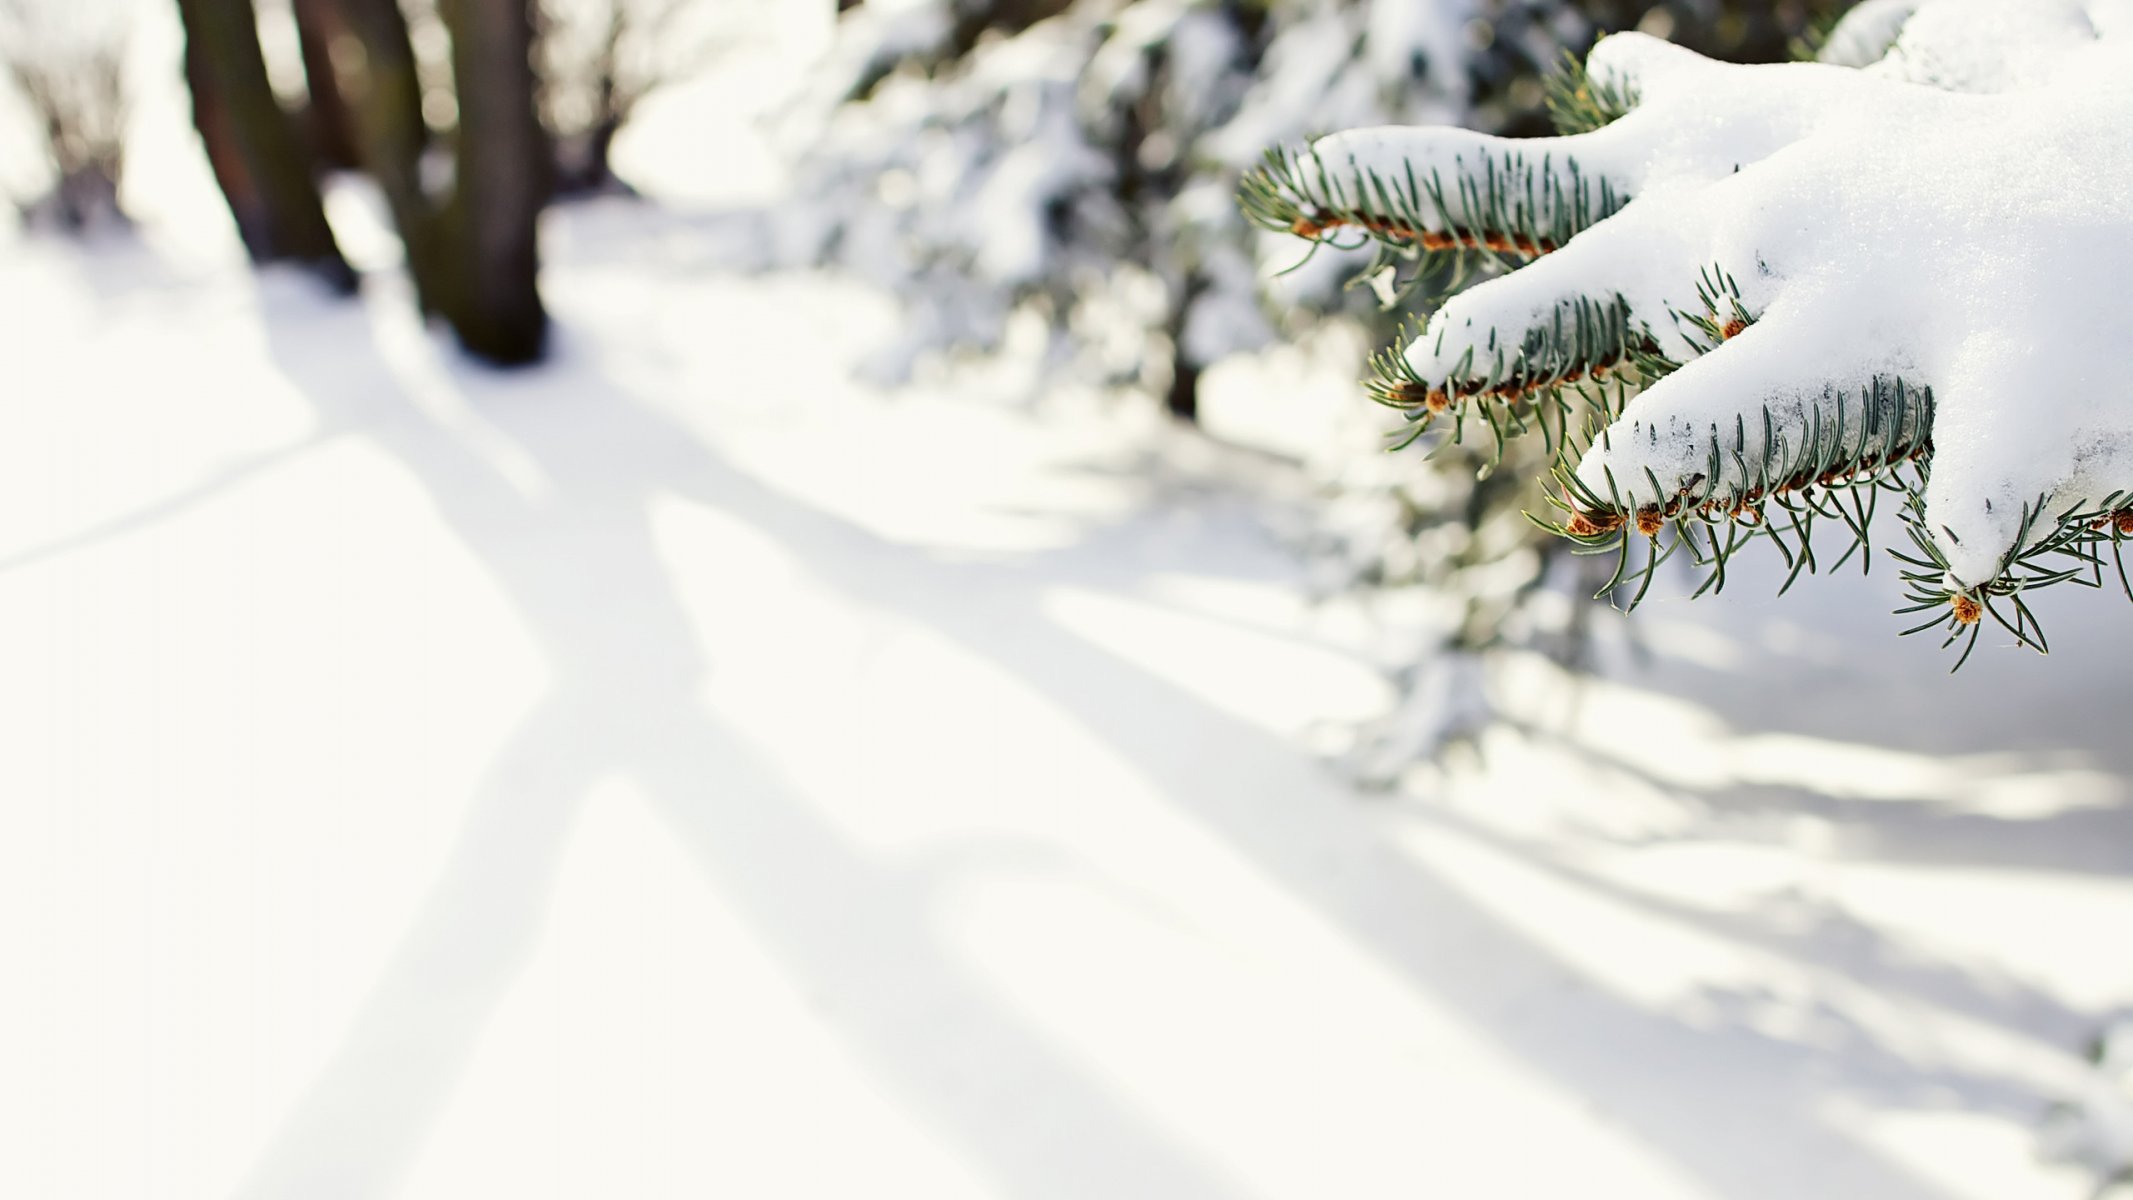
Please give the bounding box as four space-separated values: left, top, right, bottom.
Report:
1533 373 1937 613
1361 293 1667 462
1243 1 2133 666
1541 49 1640 136
1237 139 1629 278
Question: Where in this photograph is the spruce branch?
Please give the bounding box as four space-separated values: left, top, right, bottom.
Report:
1534 372 1936 607
1364 292 1669 467
1542 50 1638 136
1239 138 1629 277
1241 12 2133 666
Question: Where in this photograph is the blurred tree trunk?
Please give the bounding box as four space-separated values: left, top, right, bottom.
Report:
291 0 363 170
438 0 550 363
1165 352 1200 423
176 0 355 291
1163 275 1204 423
322 0 548 366
320 0 437 304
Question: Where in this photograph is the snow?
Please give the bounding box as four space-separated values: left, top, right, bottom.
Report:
769 0 1505 405
1293 3 2133 589
7 3 2133 1198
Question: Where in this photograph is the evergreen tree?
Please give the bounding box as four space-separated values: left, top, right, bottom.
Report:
777 0 1838 764
1246 0 2133 669
776 0 1276 414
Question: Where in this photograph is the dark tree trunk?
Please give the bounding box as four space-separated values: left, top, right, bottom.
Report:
438 0 550 365
321 0 439 309
292 0 363 171
1165 350 1200 423
1164 276 1205 423
183 35 269 257
323 0 547 365
175 0 355 292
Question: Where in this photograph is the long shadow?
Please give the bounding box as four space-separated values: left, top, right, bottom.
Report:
1392 792 2101 1068
1677 780 2133 877
1523 691 2133 879
0 435 333 576
1600 556 2133 776
756 542 1969 1199
491 325 1976 1195
237 270 2000 1198
234 292 1248 1200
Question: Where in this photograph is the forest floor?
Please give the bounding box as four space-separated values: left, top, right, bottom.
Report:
7 194 2133 1200
8 9 2133 1199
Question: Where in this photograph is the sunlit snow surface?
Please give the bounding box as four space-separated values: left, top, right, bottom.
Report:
5 4 2133 1199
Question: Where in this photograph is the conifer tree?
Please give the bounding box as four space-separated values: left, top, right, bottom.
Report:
1245 0 2133 667
780 0 1840 762
779 0 1277 415
1225 0 1837 763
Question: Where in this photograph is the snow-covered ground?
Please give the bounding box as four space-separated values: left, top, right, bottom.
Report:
7 5 2133 1199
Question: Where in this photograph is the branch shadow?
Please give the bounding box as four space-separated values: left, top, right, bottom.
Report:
231 286 1250 1200
0 434 334 576
1394 789 2103 1074
222 258 2025 1200
1522 635 2133 880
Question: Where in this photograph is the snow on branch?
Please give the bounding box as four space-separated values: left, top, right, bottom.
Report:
1245 0 2133 666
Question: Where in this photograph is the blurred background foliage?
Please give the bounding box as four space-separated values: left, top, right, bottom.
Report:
772 0 1843 765
0 0 1843 767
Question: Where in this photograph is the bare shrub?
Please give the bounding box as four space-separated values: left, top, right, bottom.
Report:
1 0 134 232
535 0 730 197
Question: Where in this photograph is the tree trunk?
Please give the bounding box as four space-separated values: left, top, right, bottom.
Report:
183 36 268 256
322 0 545 364
175 0 354 291
437 0 550 365
320 0 439 310
1165 348 1200 422
291 0 363 171
1163 275 1205 423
